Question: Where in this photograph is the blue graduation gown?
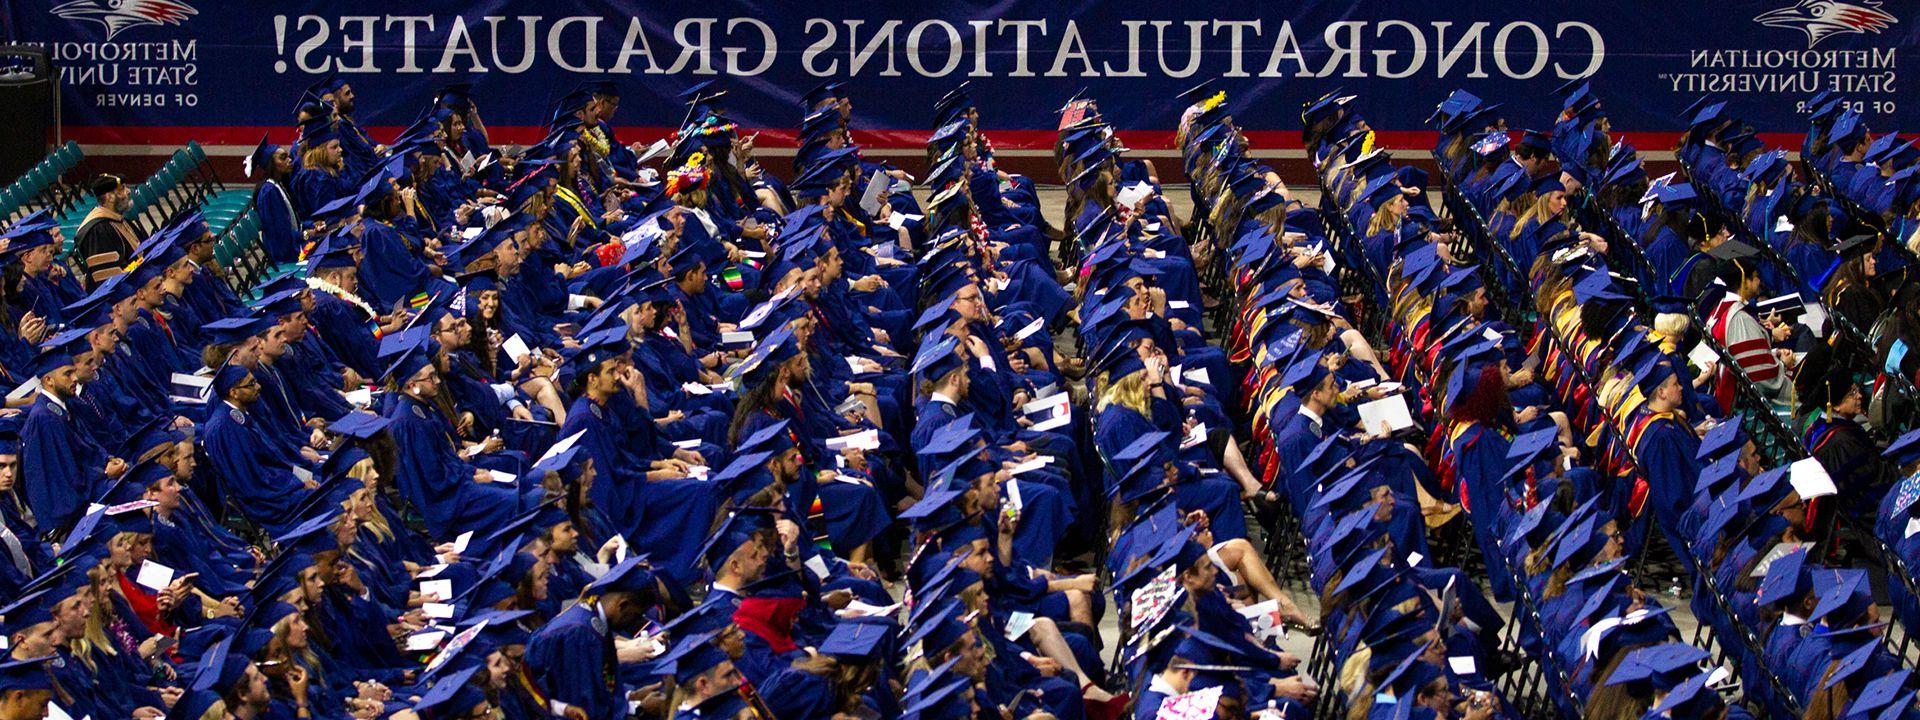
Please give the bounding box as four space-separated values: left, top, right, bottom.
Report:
308 290 382 379
1449 421 1516 602
382 393 534 537
20 393 108 532
527 603 623 720
255 179 303 264
201 401 311 534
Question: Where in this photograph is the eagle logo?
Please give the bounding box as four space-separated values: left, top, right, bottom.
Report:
1755 0 1898 47
50 0 197 41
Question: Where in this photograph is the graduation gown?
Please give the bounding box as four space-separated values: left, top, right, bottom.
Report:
526 602 624 720
20 393 109 532
382 393 534 537
201 400 312 534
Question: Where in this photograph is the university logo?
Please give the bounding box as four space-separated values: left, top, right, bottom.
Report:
1754 0 1898 48
50 0 198 41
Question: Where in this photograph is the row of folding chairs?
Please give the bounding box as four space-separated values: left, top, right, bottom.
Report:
0 141 84 224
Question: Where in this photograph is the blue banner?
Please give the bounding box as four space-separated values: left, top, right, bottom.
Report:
3 0 1916 146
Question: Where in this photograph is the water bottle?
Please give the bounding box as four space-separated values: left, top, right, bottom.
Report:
1667 576 1683 598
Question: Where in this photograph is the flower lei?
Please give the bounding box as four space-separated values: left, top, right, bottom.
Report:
307 275 377 321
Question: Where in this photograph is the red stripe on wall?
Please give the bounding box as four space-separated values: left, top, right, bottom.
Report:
59 125 1809 152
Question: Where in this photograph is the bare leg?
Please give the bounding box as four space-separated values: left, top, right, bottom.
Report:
1029 617 1112 701
1223 442 1262 498
520 376 568 424
1066 589 1092 627
1340 328 1391 379
1216 539 1312 626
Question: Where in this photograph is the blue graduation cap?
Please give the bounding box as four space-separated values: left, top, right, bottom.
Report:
1754 545 1812 605
0 656 53 693
821 620 893 662
412 665 488 716
1605 642 1708 687
1820 638 1879 692
1571 271 1628 304
1807 569 1871 626
1884 428 1920 467
586 555 660 597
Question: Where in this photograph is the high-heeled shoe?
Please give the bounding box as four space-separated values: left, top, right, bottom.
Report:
1082 687 1131 720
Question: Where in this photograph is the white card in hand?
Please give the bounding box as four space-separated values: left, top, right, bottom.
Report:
1022 393 1070 418
406 629 447 651
419 579 453 602
1687 343 1719 370
1008 456 1053 476
681 382 713 396
134 560 175 592
451 531 475 555
487 470 517 484
1183 368 1211 385
1006 478 1024 514
636 139 670 164
344 387 373 407
1357 394 1415 433
1014 317 1046 341
825 429 881 451
1005 611 1037 640
423 602 455 619
1114 182 1151 209
671 439 701 449
1030 413 1072 432
1448 656 1478 675
836 600 900 619
502 334 531 364
1182 423 1207 449
1906 517 1920 539
7 378 39 401
804 555 830 580
859 169 887 215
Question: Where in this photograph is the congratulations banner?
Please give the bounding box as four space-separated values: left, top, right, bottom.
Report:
2 0 1915 148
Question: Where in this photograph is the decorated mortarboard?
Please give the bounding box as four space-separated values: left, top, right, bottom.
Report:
1300 88 1353 123
1755 541 1814 602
